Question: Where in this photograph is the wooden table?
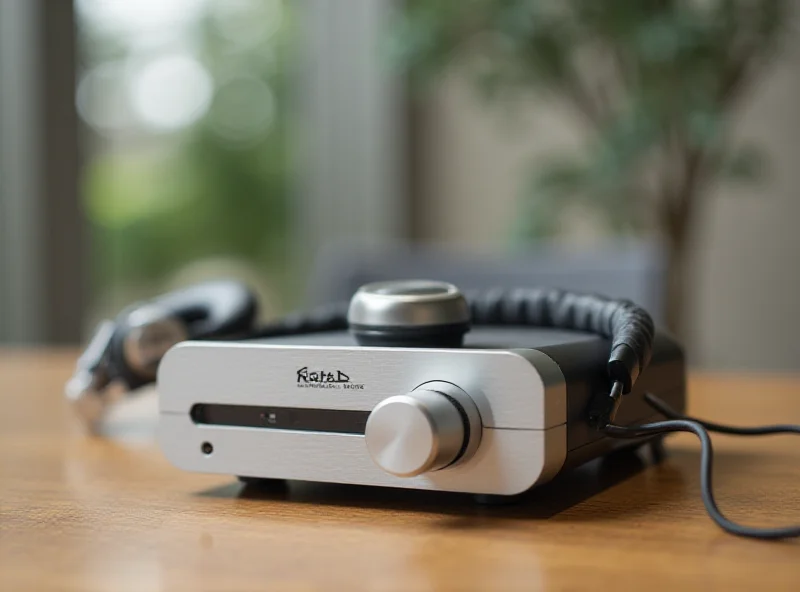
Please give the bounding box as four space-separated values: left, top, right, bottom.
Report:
1 349 798 591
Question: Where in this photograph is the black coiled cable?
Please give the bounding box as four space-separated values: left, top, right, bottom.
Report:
465 287 656 427
466 287 655 395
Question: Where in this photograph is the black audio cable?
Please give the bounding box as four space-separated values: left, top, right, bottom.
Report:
643 392 800 436
597 384 800 540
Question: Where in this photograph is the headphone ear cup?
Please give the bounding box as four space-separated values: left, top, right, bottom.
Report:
155 280 258 339
122 305 189 380
106 305 189 390
107 280 258 390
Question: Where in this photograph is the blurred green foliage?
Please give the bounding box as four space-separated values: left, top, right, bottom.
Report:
394 0 789 239
80 2 292 297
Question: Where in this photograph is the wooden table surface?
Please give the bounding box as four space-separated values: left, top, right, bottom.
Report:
1 349 798 591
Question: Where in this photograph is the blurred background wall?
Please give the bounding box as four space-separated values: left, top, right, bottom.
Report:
0 0 798 371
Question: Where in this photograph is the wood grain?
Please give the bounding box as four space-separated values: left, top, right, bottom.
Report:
1 349 798 591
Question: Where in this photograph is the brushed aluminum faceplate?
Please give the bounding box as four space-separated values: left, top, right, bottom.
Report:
157 342 568 495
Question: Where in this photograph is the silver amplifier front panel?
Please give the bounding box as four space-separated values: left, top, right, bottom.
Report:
157 342 568 494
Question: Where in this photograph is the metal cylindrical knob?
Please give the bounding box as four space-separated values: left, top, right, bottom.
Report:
347 280 470 348
365 388 471 477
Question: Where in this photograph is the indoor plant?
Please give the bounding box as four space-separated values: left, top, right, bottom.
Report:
396 0 789 333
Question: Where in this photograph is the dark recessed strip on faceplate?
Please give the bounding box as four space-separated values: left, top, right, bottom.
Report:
190 404 369 435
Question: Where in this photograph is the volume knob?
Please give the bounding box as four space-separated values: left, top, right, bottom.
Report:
365 384 481 477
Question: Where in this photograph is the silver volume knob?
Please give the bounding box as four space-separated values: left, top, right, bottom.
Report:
365 383 481 477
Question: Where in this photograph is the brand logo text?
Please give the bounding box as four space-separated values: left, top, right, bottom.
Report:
296 367 364 389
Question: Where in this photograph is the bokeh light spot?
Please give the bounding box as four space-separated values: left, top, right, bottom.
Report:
129 54 213 132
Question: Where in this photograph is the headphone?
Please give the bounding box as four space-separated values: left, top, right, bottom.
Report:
67 279 653 427
66 281 257 422
66 279 799 540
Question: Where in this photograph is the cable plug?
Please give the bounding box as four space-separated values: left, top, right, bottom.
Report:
587 381 624 429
